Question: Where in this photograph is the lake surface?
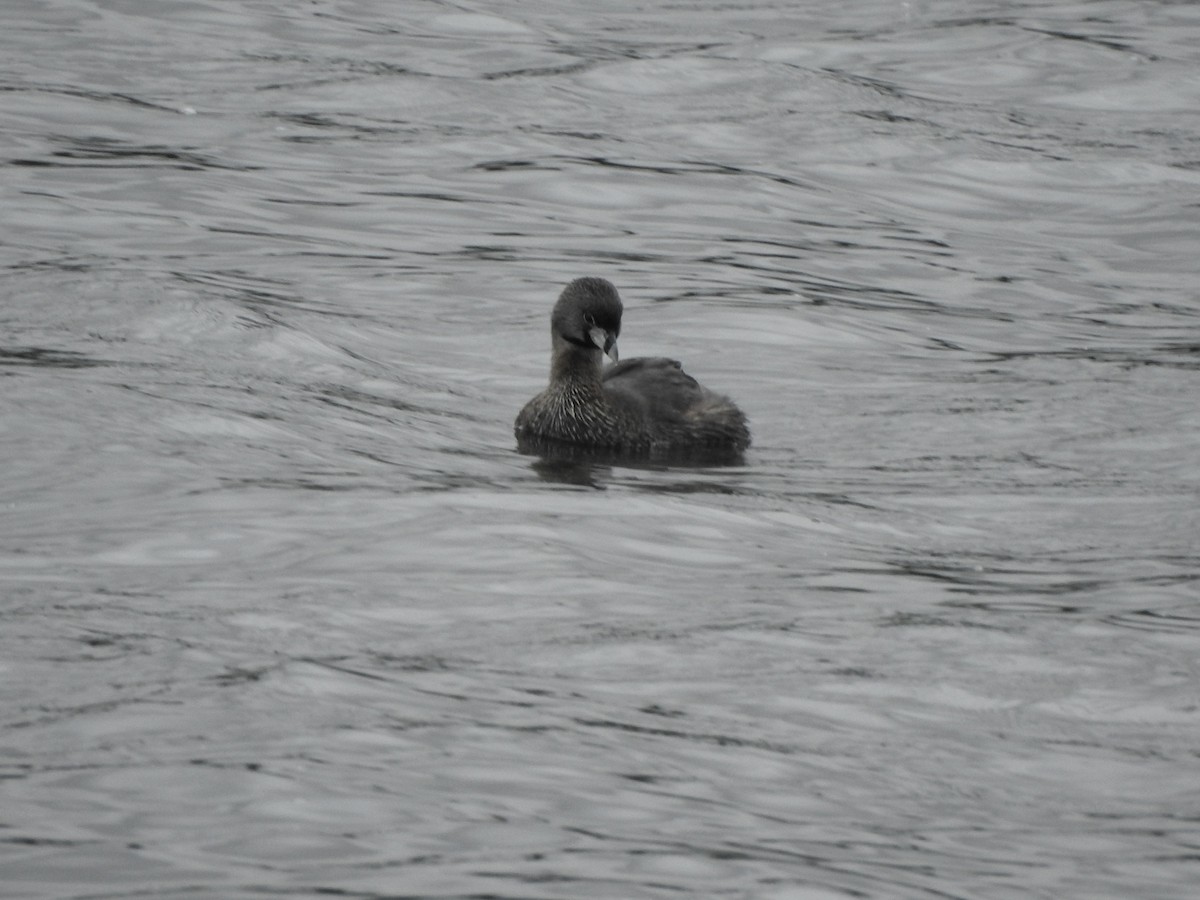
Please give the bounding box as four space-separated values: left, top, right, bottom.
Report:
2 1 1199 898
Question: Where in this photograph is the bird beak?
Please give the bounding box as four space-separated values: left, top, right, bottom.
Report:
589 326 618 363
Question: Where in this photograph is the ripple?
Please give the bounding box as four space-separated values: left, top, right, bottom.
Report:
4 3 1200 900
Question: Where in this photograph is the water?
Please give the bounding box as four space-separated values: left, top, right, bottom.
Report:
3 1 1199 897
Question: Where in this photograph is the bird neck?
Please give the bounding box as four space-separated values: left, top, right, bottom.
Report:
550 333 605 389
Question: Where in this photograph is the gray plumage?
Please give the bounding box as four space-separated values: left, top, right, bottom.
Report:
515 277 750 456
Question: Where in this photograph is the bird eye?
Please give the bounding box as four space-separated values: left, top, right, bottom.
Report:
584 314 596 327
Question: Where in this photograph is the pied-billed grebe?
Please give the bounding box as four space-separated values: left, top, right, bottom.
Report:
515 277 750 455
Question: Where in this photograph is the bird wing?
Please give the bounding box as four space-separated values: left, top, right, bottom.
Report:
602 357 705 422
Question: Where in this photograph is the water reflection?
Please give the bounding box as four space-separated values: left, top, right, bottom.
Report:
518 434 748 488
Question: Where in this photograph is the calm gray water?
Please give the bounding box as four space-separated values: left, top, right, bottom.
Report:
3 1 1199 898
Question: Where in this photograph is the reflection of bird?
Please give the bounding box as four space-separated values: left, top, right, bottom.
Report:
515 278 749 455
